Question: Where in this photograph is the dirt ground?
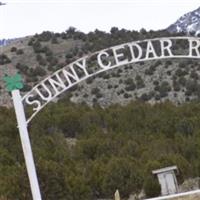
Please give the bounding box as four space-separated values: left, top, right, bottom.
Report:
169 194 200 200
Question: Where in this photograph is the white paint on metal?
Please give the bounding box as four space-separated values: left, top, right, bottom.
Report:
22 37 200 123
12 90 42 200
145 189 200 200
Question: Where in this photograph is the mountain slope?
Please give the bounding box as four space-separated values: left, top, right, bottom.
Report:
167 7 200 36
0 29 199 109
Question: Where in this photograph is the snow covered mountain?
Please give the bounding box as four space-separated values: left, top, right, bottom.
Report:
167 7 200 36
0 39 16 46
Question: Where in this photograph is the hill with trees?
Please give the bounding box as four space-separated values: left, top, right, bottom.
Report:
1 28 200 199
0 99 200 199
1 28 199 108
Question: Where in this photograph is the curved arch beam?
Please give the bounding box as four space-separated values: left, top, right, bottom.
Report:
22 36 200 123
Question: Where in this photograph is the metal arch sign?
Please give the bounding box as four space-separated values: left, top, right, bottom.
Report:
5 36 200 200
23 36 200 123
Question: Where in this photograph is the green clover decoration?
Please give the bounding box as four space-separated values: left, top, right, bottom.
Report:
3 73 24 92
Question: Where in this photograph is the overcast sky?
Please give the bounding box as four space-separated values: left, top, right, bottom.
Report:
0 0 200 39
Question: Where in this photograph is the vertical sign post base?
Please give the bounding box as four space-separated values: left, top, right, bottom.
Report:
12 90 42 200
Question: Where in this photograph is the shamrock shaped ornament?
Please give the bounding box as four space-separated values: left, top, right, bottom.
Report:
3 73 24 92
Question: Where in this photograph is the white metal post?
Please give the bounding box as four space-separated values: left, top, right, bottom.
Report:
11 89 42 200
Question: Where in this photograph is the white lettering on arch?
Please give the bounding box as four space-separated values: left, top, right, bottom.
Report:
48 73 66 95
35 83 52 102
145 41 158 59
189 39 200 57
128 42 143 61
160 39 173 57
112 45 129 65
22 37 200 123
97 51 112 69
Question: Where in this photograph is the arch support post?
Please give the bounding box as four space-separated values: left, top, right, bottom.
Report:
3 74 42 200
12 90 42 200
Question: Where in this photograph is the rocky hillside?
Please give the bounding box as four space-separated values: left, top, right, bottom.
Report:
167 7 200 36
0 28 199 108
